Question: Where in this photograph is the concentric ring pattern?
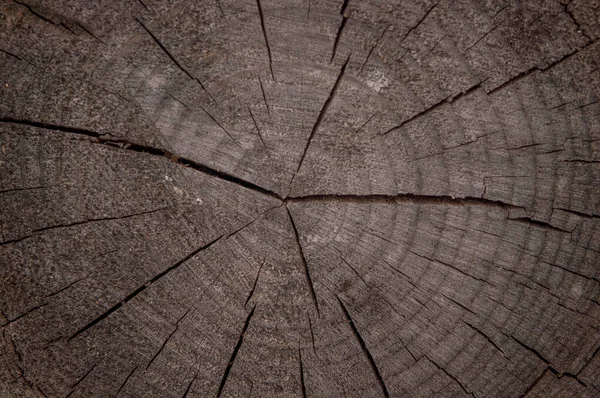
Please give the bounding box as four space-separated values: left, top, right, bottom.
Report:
1 0 599 397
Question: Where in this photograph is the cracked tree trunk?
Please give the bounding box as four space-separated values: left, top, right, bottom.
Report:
1 0 600 397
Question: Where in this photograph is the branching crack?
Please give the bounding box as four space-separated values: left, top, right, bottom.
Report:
217 306 256 397
337 297 390 398
68 235 222 341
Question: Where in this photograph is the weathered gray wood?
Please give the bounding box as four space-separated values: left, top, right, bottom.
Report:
1 0 599 397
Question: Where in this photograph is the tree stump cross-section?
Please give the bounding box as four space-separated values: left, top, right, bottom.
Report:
1 0 600 397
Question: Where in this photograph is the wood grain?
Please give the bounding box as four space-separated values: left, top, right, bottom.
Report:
1 0 599 396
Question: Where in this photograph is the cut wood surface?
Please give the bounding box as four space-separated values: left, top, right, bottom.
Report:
1 0 599 397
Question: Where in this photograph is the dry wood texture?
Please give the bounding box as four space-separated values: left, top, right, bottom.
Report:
1 0 600 397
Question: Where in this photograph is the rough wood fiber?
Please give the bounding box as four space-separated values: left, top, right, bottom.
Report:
1 0 599 397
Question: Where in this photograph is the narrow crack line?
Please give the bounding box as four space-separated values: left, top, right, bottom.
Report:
247 106 266 147
291 56 349 183
286 207 320 317
32 206 169 235
399 0 440 45
511 335 551 365
465 20 505 52
307 313 316 354
2 302 49 327
169 94 190 110
68 235 223 341
299 348 307 398
182 372 198 398
508 217 572 234
538 259 599 284
563 3 591 41
215 0 225 17
13 0 76 34
577 344 600 377
380 82 481 136
258 77 270 115
330 0 351 63
559 158 600 164
337 297 390 398
197 103 236 142
217 306 256 397
0 185 54 195
340 256 368 286
510 336 588 386
462 321 506 355
519 368 549 398
256 0 275 81
136 0 149 11
114 366 137 397
288 192 518 209
424 355 474 397
488 39 599 95
0 118 283 201
440 292 477 317
135 18 214 101
359 25 389 75
412 250 497 287
0 48 37 68
245 258 265 307
146 303 194 370
353 113 377 136
46 279 83 298
70 363 97 390
75 22 106 45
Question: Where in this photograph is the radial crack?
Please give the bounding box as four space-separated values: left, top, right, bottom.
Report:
299 348 307 398
258 77 270 115
114 366 138 398
337 297 390 398
359 25 389 75
0 118 283 201
135 19 214 101
425 355 474 397
291 56 349 184
197 103 236 142
146 305 195 370
68 235 222 341
399 0 440 44
245 259 265 307
379 82 481 136
287 207 320 316
247 106 266 147
331 0 351 63
256 0 275 81
217 306 256 397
